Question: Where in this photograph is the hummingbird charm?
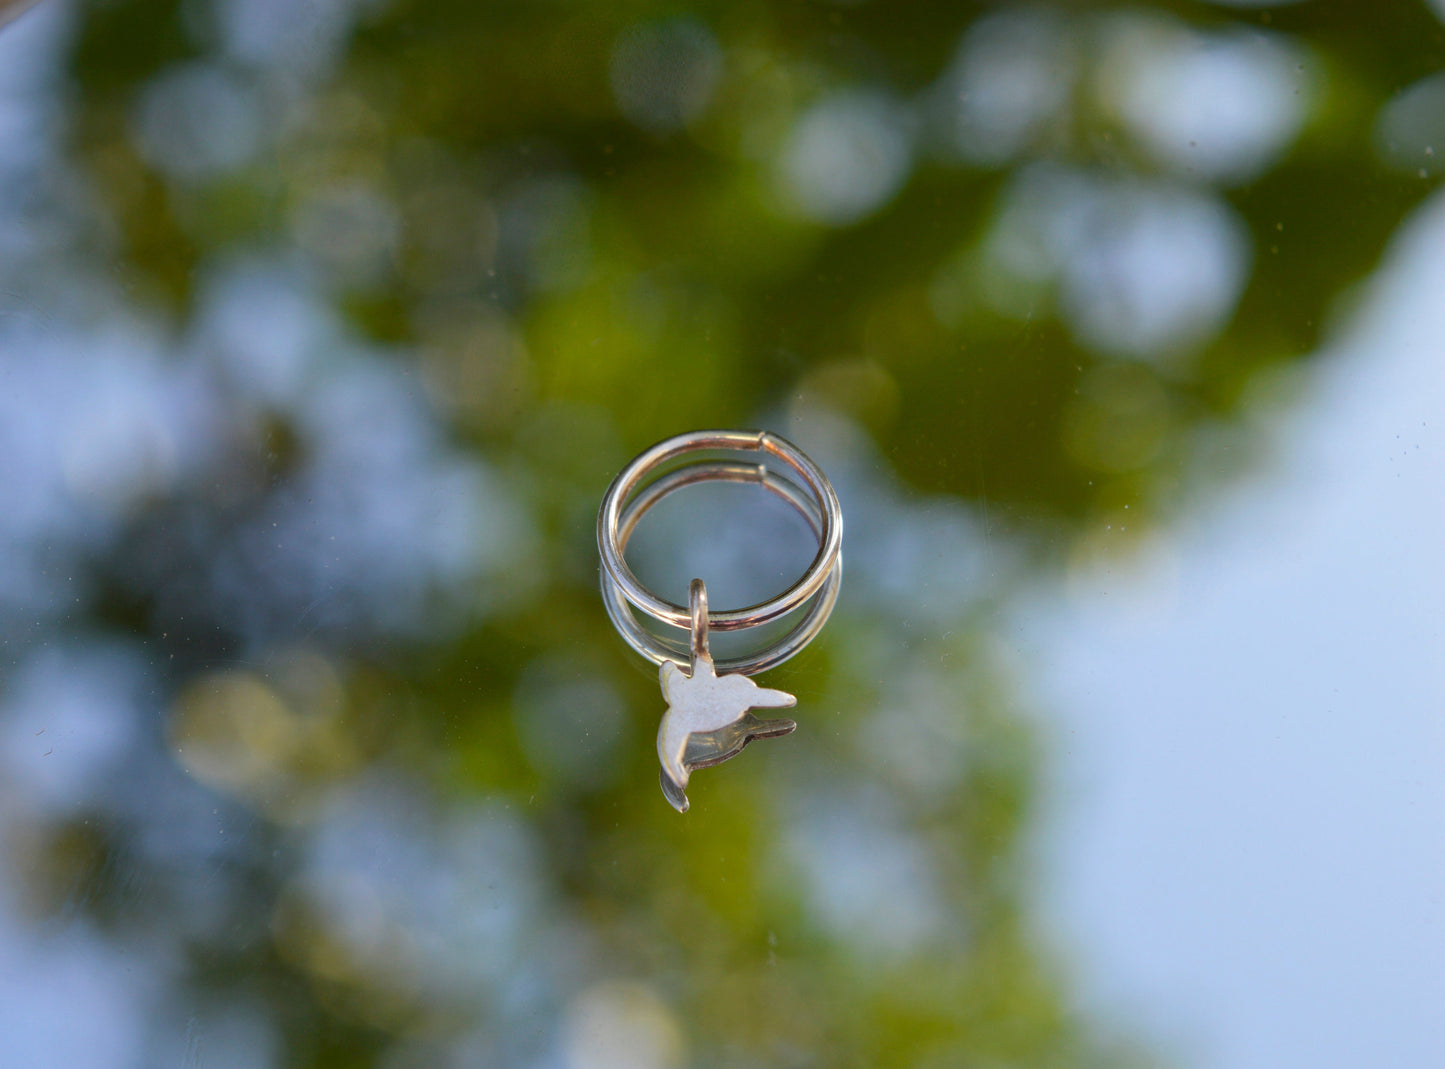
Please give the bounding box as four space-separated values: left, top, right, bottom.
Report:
655 579 797 812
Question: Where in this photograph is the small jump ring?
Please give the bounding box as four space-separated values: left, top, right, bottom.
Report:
597 431 843 674
688 578 710 664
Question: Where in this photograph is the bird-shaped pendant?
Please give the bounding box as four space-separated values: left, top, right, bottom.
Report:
655 579 796 812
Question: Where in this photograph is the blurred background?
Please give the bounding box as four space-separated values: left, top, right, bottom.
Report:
0 0 1441 1066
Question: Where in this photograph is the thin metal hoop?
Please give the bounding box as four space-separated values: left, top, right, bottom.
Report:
598 434 843 674
601 459 842 672
598 430 843 633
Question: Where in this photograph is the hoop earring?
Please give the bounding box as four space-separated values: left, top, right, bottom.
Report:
597 430 843 811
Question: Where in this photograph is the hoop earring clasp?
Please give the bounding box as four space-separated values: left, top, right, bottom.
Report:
596 429 843 811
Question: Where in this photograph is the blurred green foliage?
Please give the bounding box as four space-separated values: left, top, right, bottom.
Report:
21 0 1440 1064
70 0 1443 517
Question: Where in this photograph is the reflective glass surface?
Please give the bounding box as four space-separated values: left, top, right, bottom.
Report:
0 1 1440 1066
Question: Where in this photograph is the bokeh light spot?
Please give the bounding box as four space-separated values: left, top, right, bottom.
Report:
778 90 913 225
609 18 722 133
563 981 685 1069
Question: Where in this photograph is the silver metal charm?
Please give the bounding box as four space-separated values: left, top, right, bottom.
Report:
597 430 843 811
657 580 797 812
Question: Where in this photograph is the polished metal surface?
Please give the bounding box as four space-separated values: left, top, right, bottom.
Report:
597 431 844 673
599 431 842 809
598 430 843 631
654 579 798 812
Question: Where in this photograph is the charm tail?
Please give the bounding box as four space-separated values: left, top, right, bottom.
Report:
658 717 693 813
